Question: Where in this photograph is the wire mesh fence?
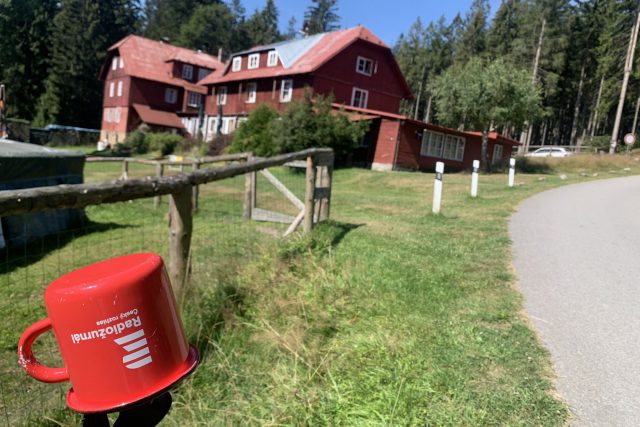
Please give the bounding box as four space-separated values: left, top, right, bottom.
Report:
0 159 310 426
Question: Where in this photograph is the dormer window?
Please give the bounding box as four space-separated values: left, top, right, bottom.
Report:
232 57 242 72
182 64 193 80
248 53 260 69
267 51 278 67
356 56 374 76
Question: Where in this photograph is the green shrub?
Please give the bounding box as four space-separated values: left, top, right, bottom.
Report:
514 155 552 174
230 91 369 160
589 135 612 152
231 104 279 156
124 131 150 154
148 132 183 156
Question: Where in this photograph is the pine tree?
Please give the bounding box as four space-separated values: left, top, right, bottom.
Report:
487 0 522 59
35 0 140 128
0 0 57 120
285 16 298 40
304 0 340 35
455 0 490 63
245 0 280 46
178 3 234 54
144 0 219 42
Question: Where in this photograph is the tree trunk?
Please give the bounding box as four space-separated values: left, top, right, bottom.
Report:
591 75 605 140
520 18 546 154
424 94 433 123
610 2 640 154
570 64 586 146
481 129 490 172
632 93 640 135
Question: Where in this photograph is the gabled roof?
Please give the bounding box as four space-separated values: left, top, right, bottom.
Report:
100 35 224 89
199 26 400 88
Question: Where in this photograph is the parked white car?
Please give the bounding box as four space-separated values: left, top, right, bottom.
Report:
525 147 573 158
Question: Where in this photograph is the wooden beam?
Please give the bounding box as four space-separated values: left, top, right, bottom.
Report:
154 163 164 209
259 169 305 210
168 186 193 300
243 154 255 220
284 209 305 237
0 148 333 216
191 162 200 213
251 208 296 224
304 156 317 233
318 162 333 221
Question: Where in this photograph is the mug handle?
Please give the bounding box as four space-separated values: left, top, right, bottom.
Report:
18 318 69 383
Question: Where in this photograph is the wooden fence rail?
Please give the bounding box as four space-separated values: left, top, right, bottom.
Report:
0 148 334 298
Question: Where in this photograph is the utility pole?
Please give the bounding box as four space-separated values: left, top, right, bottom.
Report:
609 2 640 154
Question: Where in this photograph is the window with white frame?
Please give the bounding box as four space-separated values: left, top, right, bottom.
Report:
443 135 465 161
187 91 201 107
246 82 257 103
351 87 368 109
267 50 278 67
119 57 124 69
182 64 193 80
420 131 445 158
356 56 374 76
492 145 503 163
216 86 227 105
232 57 242 72
117 80 123 97
248 53 260 69
208 117 217 132
104 108 111 123
197 68 210 81
280 79 293 102
109 82 115 98
114 107 121 123
165 87 178 104
111 57 118 70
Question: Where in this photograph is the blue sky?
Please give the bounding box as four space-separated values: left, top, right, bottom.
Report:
240 0 503 46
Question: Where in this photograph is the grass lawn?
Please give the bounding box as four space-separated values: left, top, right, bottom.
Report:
2 154 640 426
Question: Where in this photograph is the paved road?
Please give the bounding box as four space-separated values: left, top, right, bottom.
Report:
510 176 640 426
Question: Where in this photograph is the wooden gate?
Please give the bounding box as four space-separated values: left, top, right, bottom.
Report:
244 151 334 236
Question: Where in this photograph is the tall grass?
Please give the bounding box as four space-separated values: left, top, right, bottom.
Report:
4 156 640 425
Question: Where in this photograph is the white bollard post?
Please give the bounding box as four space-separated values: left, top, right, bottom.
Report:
508 158 516 187
471 160 479 198
432 161 444 214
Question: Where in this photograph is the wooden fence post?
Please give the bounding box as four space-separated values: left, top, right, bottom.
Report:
154 163 164 208
318 164 333 222
192 161 200 213
304 155 317 233
168 186 193 300
243 154 255 220
121 159 129 180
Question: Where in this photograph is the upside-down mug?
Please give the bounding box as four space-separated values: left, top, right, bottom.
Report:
17 253 199 413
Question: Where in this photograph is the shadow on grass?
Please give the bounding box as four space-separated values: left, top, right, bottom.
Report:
0 220 132 275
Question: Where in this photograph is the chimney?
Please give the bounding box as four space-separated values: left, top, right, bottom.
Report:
217 48 223 61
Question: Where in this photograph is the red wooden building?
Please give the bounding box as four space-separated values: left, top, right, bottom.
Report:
198 26 413 139
99 35 224 144
341 105 520 171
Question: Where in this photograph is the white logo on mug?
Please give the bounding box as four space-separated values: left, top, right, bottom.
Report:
114 329 153 369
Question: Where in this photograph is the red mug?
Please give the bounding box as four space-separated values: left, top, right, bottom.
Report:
18 253 198 413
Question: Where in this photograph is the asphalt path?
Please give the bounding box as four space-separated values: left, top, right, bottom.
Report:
510 175 640 426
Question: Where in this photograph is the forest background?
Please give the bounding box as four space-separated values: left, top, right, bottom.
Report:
0 0 638 148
